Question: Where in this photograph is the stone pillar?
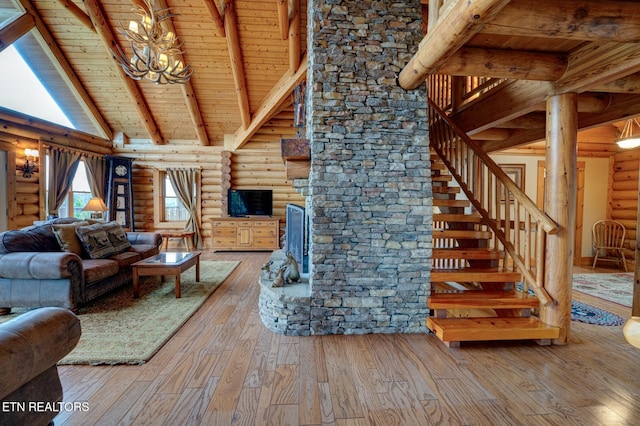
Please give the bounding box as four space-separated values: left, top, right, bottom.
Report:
307 0 430 334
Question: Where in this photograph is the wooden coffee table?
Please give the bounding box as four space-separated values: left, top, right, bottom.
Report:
132 252 200 298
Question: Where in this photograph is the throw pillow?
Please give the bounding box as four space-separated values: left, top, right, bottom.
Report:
52 221 90 256
75 223 116 259
102 221 132 254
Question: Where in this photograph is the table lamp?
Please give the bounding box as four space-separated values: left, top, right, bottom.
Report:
82 197 109 220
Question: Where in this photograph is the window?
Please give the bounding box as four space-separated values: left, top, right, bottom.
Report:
47 158 93 219
153 170 197 228
163 174 189 221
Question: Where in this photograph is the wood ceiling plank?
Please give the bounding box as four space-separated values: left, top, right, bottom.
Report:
482 0 640 42
399 0 511 89
558 42 640 94
154 0 209 146
222 0 251 130
230 55 306 151
83 0 164 144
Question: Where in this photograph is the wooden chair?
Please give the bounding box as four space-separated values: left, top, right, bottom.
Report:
592 220 627 271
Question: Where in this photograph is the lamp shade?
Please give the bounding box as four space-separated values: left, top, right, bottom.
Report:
82 197 108 212
616 118 640 149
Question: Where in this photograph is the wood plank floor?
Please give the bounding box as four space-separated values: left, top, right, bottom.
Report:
54 253 640 425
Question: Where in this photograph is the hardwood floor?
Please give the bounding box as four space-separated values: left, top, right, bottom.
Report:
54 253 640 425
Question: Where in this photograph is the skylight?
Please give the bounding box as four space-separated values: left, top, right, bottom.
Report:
0 44 74 128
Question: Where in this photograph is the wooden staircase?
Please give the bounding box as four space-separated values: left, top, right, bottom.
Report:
429 156 560 347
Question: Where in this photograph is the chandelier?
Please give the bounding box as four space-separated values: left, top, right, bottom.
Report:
616 118 640 149
111 0 193 84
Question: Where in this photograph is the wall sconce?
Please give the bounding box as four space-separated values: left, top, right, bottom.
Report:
22 148 39 178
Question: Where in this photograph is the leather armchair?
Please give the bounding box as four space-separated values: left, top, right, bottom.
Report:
0 308 81 426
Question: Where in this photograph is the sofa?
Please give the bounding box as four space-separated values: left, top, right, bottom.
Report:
0 307 81 426
0 218 162 313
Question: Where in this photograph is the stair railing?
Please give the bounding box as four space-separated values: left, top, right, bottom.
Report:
428 99 557 306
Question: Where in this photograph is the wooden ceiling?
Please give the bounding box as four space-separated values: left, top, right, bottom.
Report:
0 0 307 149
1 0 640 157
402 0 640 156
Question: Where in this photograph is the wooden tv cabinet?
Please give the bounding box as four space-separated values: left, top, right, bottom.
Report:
211 217 280 251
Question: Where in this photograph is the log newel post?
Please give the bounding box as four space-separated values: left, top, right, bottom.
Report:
633 167 640 317
542 92 578 345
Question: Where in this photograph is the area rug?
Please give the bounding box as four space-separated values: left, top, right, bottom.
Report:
572 273 633 307
0 260 239 365
518 283 626 326
570 300 625 326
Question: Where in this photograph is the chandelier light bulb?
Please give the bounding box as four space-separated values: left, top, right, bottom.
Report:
111 0 192 84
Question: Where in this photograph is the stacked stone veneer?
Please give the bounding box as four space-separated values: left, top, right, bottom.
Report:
258 1 431 336
307 0 431 334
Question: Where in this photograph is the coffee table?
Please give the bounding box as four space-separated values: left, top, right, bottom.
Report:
132 252 200 298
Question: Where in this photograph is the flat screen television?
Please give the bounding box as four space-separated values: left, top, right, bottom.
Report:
228 189 273 217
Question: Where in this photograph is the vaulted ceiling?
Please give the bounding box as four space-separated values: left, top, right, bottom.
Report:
0 0 307 150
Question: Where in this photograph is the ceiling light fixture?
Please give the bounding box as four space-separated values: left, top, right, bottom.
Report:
616 118 640 149
111 0 192 84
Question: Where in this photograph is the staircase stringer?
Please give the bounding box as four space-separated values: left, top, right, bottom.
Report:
428 99 557 307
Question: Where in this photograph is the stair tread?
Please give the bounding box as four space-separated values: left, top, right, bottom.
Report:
431 268 522 282
432 248 504 259
433 199 469 207
428 290 539 309
433 229 492 239
427 317 560 342
433 187 460 194
433 213 483 223
432 175 453 182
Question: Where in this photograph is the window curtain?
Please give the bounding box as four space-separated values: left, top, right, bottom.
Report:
166 168 201 248
47 148 82 217
83 155 108 201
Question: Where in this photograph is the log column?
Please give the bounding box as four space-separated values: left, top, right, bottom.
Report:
542 93 578 344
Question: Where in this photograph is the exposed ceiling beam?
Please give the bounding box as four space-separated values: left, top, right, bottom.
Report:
0 107 112 154
438 47 567 81
222 0 251 130
155 0 209 146
0 13 34 52
83 0 164 144
203 0 225 37
289 0 301 74
591 73 640 93
56 0 94 33
229 55 307 151
454 80 551 134
17 0 112 141
482 0 640 42
454 39 640 135
398 0 511 89
277 0 289 40
558 42 640 94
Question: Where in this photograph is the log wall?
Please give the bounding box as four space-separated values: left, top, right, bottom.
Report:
610 150 640 264
1 134 43 230
1 108 305 249
120 107 306 247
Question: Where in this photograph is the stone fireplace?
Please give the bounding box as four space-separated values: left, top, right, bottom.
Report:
259 0 431 335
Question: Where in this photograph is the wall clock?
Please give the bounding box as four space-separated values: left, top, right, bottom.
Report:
106 156 134 231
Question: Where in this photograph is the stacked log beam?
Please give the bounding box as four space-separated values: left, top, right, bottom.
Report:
610 151 640 264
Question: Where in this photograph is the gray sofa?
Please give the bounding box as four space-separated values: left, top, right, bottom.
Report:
0 218 162 313
0 307 81 426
